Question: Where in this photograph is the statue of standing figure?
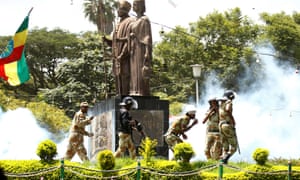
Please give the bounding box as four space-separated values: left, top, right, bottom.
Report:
105 0 152 96
128 0 152 96
103 0 135 96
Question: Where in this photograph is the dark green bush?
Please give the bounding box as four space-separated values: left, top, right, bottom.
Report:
36 139 57 162
252 148 269 165
173 142 195 163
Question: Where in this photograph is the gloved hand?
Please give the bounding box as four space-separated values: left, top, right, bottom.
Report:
182 133 188 140
192 119 198 126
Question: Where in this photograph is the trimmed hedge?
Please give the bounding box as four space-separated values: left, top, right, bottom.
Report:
1 159 300 179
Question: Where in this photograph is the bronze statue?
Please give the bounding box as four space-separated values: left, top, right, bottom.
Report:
103 0 135 95
129 0 152 96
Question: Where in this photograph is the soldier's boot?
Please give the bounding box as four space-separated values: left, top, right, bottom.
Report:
222 153 231 164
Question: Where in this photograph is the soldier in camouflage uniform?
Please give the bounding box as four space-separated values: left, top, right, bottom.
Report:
114 97 143 159
164 110 198 152
202 98 222 160
64 102 94 161
219 90 238 164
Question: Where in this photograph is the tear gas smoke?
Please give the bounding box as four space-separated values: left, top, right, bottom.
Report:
0 108 85 162
1 46 300 162
186 46 300 162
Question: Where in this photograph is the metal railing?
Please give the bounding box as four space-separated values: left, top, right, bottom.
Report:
4 159 300 180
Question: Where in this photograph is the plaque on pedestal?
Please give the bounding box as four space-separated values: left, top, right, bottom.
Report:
89 96 169 161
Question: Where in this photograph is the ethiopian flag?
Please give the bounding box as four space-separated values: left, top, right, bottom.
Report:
0 15 30 86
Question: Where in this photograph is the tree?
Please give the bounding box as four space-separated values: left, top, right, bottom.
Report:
42 32 114 117
152 8 260 103
26 28 80 91
260 12 300 64
83 0 117 35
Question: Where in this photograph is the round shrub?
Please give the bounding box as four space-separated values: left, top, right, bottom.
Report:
97 150 115 170
173 142 195 163
252 148 269 165
36 139 57 162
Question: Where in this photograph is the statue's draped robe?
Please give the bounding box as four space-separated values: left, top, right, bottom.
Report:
112 16 135 95
129 15 152 96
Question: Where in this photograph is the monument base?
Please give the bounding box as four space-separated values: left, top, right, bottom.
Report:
89 96 169 161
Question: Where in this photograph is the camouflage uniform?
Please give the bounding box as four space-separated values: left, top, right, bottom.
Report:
219 99 237 158
203 109 222 160
164 114 197 151
65 109 93 161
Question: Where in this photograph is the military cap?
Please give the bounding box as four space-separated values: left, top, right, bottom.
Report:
187 110 196 115
80 102 89 107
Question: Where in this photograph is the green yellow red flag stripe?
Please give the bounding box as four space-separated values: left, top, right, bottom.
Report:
0 15 30 86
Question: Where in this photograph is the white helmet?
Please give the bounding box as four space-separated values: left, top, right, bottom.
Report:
122 96 138 110
184 105 196 115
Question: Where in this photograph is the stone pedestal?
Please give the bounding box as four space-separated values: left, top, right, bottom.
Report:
88 96 169 161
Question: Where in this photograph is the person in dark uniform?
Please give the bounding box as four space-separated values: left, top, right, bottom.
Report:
114 97 144 159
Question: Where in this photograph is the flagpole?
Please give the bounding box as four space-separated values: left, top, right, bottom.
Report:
28 7 34 16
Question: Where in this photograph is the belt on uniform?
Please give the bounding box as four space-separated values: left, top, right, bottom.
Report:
208 130 220 133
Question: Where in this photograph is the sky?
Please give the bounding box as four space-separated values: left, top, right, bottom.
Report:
1 0 300 42
1 0 300 162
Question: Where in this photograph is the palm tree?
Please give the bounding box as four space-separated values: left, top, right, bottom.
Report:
83 0 117 35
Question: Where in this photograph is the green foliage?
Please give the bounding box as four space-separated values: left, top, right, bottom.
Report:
138 137 157 162
26 27 80 92
260 12 300 62
83 0 117 34
36 139 57 162
269 157 300 166
97 150 115 170
243 164 285 180
173 142 195 163
152 8 260 103
114 157 136 170
169 101 183 115
42 32 113 118
2 8 300 141
2 158 300 179
0 160 102 180
0 90 70 141
252 148 269 165
26 101 70 141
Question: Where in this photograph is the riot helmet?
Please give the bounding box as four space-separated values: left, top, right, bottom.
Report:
223 90 236 100
121 96 138 110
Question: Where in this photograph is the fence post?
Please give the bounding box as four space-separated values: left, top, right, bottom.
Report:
218 160 223 180
136 159 141 180
288 160 292 180
60 158 64 180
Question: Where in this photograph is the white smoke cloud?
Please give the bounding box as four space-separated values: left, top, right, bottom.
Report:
0 108 85 162
1 46 300 163
187 46 300 162
0 108 49 160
